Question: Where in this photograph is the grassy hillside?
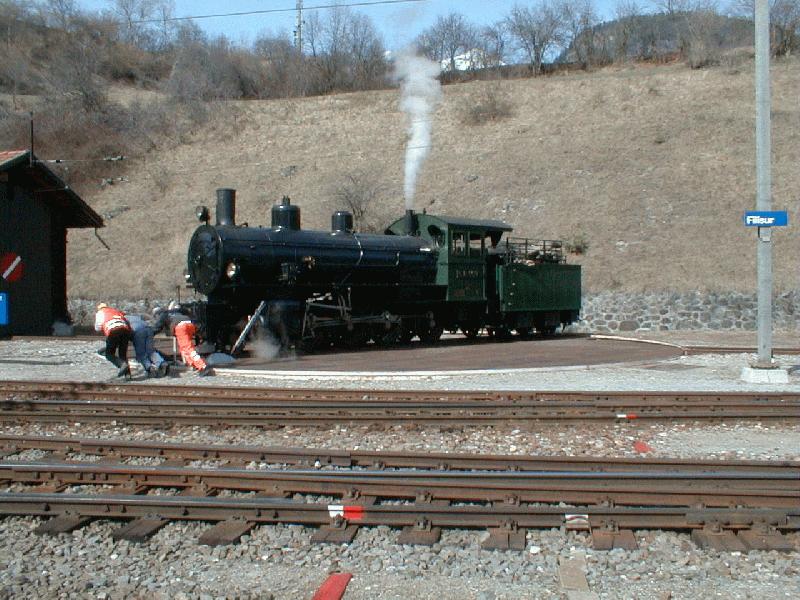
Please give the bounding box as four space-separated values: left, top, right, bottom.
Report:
66 57 800 300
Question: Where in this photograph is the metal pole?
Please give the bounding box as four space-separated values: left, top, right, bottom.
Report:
29 112 34 166
754 0 772 367
295 0 303 50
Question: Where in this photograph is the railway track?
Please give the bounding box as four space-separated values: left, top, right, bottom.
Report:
2 434 798 474
0 438 797 551
1 381 799 424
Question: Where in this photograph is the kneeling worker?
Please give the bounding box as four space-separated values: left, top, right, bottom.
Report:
126 313 167 377
153 302 213 377
95 303 132 379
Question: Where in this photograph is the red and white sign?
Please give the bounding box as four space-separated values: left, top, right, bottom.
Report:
327 504 365 521
0 253 23 283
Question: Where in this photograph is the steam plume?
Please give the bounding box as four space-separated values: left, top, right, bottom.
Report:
395 51 442 210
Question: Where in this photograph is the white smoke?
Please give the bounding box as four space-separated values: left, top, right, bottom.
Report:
395 51 442 211
250 328 283 362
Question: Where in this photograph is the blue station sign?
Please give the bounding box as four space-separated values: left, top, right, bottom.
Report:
743 211 788 227
0 293 7 326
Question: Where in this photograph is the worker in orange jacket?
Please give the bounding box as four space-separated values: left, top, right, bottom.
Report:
94 303 132 379
152 302 213 376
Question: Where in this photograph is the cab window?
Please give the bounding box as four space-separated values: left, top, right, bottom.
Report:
451 231 467 255
428 225 444 248
469 232 484 257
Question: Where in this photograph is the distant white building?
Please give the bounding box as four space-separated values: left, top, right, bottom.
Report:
439 49 505 72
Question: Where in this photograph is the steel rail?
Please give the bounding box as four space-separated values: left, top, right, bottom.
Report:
2 434 798 475
684 345 800 356
0 403 794 424
0 492 796 532
1 381 798 424
2 461 797 508
4 379 800 403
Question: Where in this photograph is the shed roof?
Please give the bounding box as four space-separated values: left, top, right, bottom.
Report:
0 149 103 228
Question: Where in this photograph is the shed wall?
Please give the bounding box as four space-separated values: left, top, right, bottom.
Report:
0 174 55 335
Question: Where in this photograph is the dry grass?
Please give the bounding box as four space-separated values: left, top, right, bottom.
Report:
66 58 800 299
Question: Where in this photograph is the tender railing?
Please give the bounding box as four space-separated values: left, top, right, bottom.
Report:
500 237 566 265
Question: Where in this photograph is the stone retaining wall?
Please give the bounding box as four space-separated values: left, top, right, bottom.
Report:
68 291 800 333
575 290 800 333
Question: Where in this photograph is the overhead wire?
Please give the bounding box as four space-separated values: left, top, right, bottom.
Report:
130 0 428 25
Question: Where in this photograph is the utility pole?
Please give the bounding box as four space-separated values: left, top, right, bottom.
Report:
742 0 788 383
754 0 772 367
294 0 303 51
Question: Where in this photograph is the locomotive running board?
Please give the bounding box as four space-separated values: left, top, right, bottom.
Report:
231 300 269 356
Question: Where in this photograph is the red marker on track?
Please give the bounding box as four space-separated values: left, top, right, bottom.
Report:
312 572 353 600
327 504 365 521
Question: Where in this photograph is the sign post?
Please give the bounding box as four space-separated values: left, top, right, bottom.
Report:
741 0 789 383
742 211 788 382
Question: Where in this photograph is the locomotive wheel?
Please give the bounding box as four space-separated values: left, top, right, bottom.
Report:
418 325 443 344
489 326 512 341
540 325 557 337
461 326 480 339
516 327 534 339
298 336 317 353
374 324 401 346
399 325 415 344
342 328 371 349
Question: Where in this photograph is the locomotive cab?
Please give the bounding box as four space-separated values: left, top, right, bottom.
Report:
385 214 513 333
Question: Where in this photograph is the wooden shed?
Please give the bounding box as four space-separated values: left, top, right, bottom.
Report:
0 149 103 336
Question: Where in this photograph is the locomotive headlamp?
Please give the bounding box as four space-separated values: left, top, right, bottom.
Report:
225 261 240 280
196 205 210 223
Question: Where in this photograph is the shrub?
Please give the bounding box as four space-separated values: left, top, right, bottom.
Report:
330 171 392 233
460 85 514 125
566 235 589 255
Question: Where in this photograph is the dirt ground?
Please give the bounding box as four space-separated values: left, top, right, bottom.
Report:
64 57 800 300
231 334 681 372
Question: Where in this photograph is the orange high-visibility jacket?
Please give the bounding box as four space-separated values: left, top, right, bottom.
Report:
94 307 130 337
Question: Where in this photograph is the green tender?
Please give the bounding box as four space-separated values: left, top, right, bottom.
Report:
498 262 581 313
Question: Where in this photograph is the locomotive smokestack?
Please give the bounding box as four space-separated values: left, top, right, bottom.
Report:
216 188 236 226
404 209 417 236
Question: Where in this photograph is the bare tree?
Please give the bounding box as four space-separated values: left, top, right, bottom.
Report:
770 0 800 55
685 1 725 66
152 0 175 51
108 0 175 50
332 171 389 233
559 0 600 67
416 12 479 71
732 0 799 56
612 0 643 62
40 0 78 30
345 11 387 88
505 1 565 74
650 0 693 14
109 0 156 47
304 7 386 91
255 32 310 97
47 28 107 111
479 20 510 67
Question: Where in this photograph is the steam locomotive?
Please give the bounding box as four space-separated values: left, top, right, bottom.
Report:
186 188 581 353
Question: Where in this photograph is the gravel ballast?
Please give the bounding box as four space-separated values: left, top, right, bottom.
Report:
0 336 798 599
